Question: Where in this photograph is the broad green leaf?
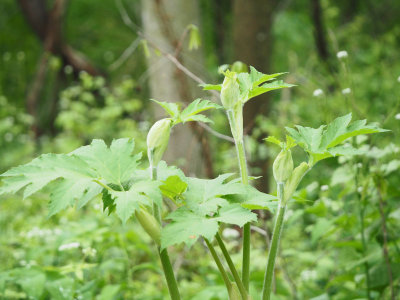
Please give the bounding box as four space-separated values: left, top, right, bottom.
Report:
111 188 150 223
249 66 287 87
0 154 95 199
0 138 156 220
265 136 283 147
183 174 243 215
161 203 256 248
151 99 180 119
236 185 277 211
72 138 141 186
286 114 387 164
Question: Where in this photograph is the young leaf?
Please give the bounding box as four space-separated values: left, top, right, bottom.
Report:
180 98 221 123
151 99 181 120
286 113 387 164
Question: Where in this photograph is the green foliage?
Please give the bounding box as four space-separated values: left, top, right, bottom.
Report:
202 66 294 105
161 174 271 248
285 113 387 164
0 138 159 223
151 98 221 125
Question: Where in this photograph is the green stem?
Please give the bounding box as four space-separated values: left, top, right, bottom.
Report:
159 247 181 300
150 163 181 300
227 109 251 291
204 238 232 293
262 183 286 300
216 234 248 300
150 165 161 224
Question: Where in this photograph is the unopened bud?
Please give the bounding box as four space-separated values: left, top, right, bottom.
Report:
135 209 161 245
273 149 293 183
231 61 248 73
283 162 310 203
221 71 240 110
147 118 172 165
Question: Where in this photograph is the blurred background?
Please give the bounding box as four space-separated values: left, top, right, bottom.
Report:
1 0 399 299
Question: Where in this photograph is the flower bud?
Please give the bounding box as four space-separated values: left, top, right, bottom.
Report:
147 118 172 166
283 162 310 203
135 209 161 245
221 71 240 110
273 149 294 183
231 61 248 73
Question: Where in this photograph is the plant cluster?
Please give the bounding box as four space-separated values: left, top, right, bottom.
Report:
0 65 386 300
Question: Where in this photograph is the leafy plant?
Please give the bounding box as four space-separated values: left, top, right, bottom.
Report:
0 65 386 300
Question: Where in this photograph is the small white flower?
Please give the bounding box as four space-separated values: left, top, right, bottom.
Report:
222 228 240 239
342 88 351 95
82 247 97 257
301 269 317 281
313 89 324 97
320 185 329 191
397 76 400 83
357 186 363 193
337 50 348 59
58 242 80 251
357 163 363 168
395 113 400 120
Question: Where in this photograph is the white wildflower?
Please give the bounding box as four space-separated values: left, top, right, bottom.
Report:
82 247 97 257
58 242 80 251
320 185 329 191
395 113 400 120
357 186 363 193
301 269 317 281
397 76 400 83
313 89 324 97
342 88 351 95
222 228 240 239
337 50 348 59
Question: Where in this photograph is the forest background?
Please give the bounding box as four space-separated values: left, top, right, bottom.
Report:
1 0 400 299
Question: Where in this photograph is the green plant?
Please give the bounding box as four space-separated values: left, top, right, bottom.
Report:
0 66 386 300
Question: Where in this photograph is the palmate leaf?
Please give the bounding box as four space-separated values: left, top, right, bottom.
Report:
160 173 276 248
285 113 388 164
0 138 159 222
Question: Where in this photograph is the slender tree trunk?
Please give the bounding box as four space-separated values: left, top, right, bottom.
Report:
142 0 213 177
18 0 101 137
233 0 278 191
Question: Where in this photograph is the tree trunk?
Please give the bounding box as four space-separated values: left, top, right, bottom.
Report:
141 0 213 177
233 0 278 191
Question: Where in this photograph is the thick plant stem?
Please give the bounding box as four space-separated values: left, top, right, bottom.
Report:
159 248 181 300
150 164 181 300
204 238 232 293
227 109 251 291
216 234 248 299
262 183 286 300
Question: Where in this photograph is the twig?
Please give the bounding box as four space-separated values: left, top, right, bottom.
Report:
110 37 141 70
